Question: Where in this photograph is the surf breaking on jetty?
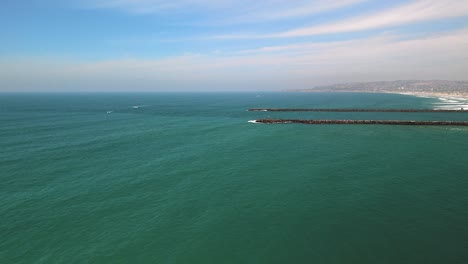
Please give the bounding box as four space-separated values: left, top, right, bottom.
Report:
249 108 468 112
252 119 468 126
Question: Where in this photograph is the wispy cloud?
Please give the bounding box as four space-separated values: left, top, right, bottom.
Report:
222 0 367 23
85 0 366 22
3 1 467 91
216 0 468 39
87 0 241 14
2 28 467 91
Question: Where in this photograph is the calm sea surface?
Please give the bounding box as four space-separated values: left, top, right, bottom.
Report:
1 92 468 263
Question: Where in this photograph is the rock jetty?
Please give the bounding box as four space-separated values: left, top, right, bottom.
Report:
255 119 468 126
249 108 467 112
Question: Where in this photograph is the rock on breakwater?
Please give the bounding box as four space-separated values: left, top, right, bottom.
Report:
255 119 468 126
249 108 468 112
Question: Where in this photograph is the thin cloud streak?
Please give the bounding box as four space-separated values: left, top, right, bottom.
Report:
215 0 468 39
86 0 366 22
2 29 467 91
89 0 242 13
224 0 367 23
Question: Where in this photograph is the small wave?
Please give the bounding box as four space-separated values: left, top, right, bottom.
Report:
106 111 113 114
438 98 459 103
448 97 468 101
434 105 468 110
132 105 148 109
434 96 468 109
434 102 463 105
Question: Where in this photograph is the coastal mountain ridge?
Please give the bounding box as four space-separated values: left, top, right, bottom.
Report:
291 80 468 94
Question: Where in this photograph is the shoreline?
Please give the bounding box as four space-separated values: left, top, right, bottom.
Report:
294 90 468 100
291 90 468 110
286 90 468 101
385 91 468 100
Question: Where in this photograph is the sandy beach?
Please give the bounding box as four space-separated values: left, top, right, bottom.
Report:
385 91 468 110
296 90 468 110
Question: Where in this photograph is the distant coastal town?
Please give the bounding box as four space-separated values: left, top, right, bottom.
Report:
291 80 468 99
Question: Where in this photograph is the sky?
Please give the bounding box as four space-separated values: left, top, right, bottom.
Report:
1 0 468 92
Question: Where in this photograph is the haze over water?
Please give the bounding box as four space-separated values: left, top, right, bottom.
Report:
1 92 468 263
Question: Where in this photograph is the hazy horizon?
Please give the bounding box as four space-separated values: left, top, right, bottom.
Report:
1 0 468 92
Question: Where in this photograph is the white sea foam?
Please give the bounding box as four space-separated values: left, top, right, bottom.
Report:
434 105 468 110
448 104 468 108
434 102 463 105
438 98 460 103
448 97 468 101
132 105 148 109
434 96 468 109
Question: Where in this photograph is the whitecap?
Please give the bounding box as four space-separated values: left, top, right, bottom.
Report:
448 97 468 101
434 102 462 105
132 105 149 109
438 98 460 103
434 105 468 110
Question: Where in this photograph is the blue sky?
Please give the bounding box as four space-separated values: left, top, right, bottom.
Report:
1 0 468 91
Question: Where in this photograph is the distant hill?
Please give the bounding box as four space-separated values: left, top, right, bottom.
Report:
292 80 468 93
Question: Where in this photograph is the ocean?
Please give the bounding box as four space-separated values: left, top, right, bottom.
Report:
1 92 468 263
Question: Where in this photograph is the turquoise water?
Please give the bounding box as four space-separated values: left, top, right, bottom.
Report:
1 92 468 263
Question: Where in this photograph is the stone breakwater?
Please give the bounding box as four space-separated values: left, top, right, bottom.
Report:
255 119 468 126
249 108 468 112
